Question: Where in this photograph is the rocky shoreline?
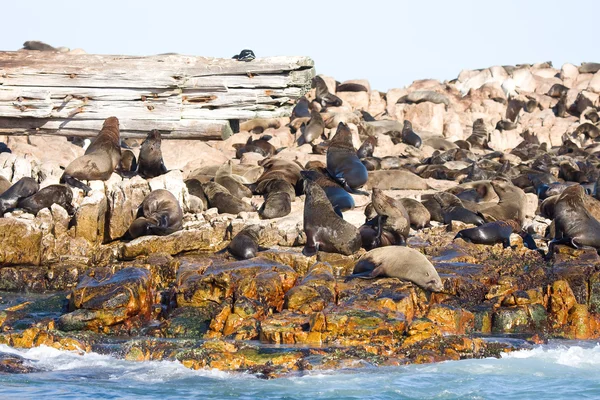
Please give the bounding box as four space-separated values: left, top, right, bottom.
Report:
2 61 600 377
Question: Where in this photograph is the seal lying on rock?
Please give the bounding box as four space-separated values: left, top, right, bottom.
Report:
127 189 183 239
347 246 444 292
215 160 253 199
327 122 368 194
433 192 485 226
227 224 265 260
61 116 122 195
17 184 75 215
137 129 167 179
202 181 255 214
302 179 361 256
0 177 39 216
233 136 277 158
454 220 514 247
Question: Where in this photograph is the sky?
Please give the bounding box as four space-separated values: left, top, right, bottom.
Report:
1 0 597 92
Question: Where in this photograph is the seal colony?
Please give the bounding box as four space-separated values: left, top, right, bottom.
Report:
5 48 600 375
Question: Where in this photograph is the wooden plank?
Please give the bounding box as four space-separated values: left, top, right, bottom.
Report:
0 117 232 139
0 52 314 76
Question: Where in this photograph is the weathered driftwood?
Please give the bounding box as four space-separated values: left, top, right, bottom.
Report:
0 51 315 139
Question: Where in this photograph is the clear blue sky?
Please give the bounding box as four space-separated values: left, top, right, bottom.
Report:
1 0 597 92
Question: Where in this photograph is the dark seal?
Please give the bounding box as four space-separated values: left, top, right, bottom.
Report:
0 177 39 216
127 189 183 239
137 129 167 179
326 122 368 194
17 184 75 215
227 224 264 260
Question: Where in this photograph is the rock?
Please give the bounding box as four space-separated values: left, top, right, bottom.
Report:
74 190 107 244
148 170 189 211
58 267 154 331
403 103 446 136
0 352 41 374
105 175 151 240
0 218 42 266
122 227 222 259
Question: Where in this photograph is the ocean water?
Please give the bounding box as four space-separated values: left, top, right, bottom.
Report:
1 341 600 400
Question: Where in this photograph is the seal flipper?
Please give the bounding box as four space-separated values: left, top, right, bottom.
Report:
60 173 92 195
302 230 319 257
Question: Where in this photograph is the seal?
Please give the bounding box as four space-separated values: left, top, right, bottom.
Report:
312 76 342 108
357 135 377 159
0 177 39 216
467 118 490 148
396 91 450 109
346 246 444 292
17 184 75 215
226 224 264 260
302 179 361 256
477 180 526 225
61 116 122 194
119 149 137 174
326 122 368 194
184 178 208 210
302 109 325 144
0 142 11 154
256 179 294 219
301 169 354 216
137 129 167 179
215 160 253 199
547 83 569 98
22 40 69 52
401 120 422 148
399 198 431 229
240 118 281 133
361 157 381 171
202 181 255 214
371 188 410 243
291 96 311 120
454 220 514 247
433 192 485 225
547 185 600 258
127 189 183 239
233 135 277 158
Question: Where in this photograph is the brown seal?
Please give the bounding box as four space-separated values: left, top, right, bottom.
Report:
61 116 122 194
327 122 368 194
227 224 264 259
0 177 39 216
547 185 600 258
346 246 444 292
477 180 527 226
371 188 410 242
127 189 183 239
119 149 137 173
251 158 302 219
467 118 490 148
312 76 342 108
302 179 361 256
215 160 252 199
399 198 431 229
202 181 255 214
233 135 277 159
357 135 377 159
137 129 167 179
291 96 311 120
22 40 69 52
17 184 75 215
240 118 281 133
302 109 325 144
301 169 354 216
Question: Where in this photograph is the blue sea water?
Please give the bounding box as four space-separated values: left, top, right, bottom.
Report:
1 341 600 400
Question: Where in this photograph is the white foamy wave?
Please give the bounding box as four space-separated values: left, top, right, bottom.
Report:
503 343 600 368
0 344 244 381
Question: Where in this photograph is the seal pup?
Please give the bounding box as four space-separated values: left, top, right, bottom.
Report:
547 83 569 98
302 179 361 256
346 246 444 292
302 109 325 144
312 76 342 108
547 185 600 258
202 181 255 214
127 189 183 239
301 169 354 216
137 129 167 179
61 116 122 194
119 149 137 174
401 120 422 148
326 122 368 194
0 177 40 216
17 184 75 215
226 224 265 260
232 49 255 62
357 135 377 159
215 160 253 199
454 220 514 248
